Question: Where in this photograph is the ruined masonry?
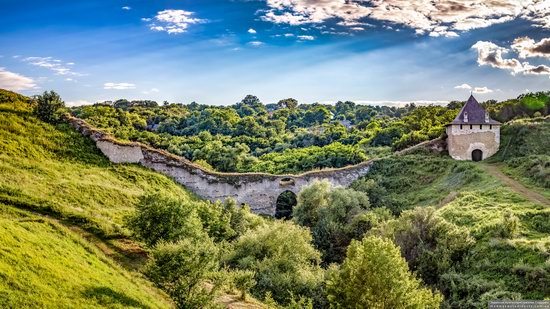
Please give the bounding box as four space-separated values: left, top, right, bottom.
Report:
67 116 374 216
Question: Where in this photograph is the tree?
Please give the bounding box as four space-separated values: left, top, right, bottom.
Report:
33 90 65 123
225 220 323 305
125 193 206 247
145 238 221 308
326 236 442 308
277 98 298 109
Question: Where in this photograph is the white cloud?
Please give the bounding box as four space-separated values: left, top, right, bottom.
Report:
454 83 472 90
248 41 264 46
142 87 160 94
473 87 493 94
122 6 131 10
472 40 550 78
284 33 294 37
66 100 93 106
511 37 550 59
248 28 257 34
0 67 37 91
141 17 152 22
22 56 83 76
148 9 204 34
104 82 136 90
261 0 550 37
297 35 315 41
351 99 449 107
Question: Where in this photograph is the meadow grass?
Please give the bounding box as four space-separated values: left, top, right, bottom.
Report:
0 203 172 308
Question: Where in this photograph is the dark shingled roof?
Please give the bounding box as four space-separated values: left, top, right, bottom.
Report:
448 95 501 125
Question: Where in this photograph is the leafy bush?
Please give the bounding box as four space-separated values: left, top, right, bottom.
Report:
125 193 207 247
370 207 474 285
145 238 221 308
224 220 323 305
326 236 442 308
293 180 372 264
33 91 65 124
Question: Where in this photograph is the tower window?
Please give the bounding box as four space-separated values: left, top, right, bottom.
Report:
470 125 472 129
490 125 492 129
480 125 482 129
460 124 463 129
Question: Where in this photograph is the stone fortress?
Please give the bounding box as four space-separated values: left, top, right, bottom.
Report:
67 95 496 216
446 95 501 161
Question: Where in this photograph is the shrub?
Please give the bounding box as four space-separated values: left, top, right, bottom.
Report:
326 236 442 308
33 91 65 124
145 238 221 309
293 180 371 264
370 207 474 285
224 220 323 305
125 193 206 247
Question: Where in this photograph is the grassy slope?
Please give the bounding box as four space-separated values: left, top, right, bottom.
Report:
0 96 205 307
0 204 170 308
357 151 550 300
0 101 199 238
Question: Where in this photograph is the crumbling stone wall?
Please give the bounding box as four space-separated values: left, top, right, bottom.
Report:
67 115 374 215
446 124 500 160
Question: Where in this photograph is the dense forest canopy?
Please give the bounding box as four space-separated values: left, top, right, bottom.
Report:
71 92 550 174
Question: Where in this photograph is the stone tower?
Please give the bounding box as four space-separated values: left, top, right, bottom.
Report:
446 95 501 161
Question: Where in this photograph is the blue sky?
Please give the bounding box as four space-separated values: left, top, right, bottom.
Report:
1 0 549 106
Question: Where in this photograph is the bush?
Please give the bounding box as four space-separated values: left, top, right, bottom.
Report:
145 238 221 309
125 193 206 247
224 220 323 305
33 91 65 123
326 236 442 308
370 207 474 285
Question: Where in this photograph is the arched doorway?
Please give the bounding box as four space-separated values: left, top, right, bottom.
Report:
275 190 297 219
472 149 483 162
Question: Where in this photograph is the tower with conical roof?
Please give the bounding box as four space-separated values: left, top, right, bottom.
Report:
446 95 501 161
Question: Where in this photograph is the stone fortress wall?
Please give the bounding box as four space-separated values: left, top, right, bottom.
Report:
67 115 446 215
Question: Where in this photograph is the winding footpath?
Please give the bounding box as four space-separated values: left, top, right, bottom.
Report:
480 163 550 207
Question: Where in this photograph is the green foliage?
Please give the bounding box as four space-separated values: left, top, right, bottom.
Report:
225 220 323 305
125 193 207 247
371 207 474 285
145 238 221 308
33 90 65 124
0 204 170 308
326 236 442 308
293 180 371 264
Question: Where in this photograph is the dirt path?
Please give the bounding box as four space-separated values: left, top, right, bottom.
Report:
480 164 550 207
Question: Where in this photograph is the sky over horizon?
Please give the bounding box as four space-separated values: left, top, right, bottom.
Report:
1 0 550 106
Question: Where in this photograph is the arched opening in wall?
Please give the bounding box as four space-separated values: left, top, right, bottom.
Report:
472 149 483 162
275 190 297 220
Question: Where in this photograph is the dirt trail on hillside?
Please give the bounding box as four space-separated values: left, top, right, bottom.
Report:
480 164 550 207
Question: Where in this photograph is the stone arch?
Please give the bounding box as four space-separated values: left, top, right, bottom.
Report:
275 190 297 219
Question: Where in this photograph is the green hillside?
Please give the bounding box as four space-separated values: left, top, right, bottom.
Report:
353 123 550 305
0 204 170 308
0 91 206 307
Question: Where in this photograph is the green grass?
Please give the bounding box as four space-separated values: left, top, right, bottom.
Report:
0 203 171 308
354 153 550 300
0 102 199 238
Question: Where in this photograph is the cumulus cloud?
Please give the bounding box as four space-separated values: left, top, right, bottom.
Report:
0 67 37 91
297 35 315 41
104 82 136 90
122 6 131 10
66 100 93 106
472 40 550 78
473 86 493 94
248 28 257 34
511 37 550 59
261 0 550 37
147 9 204 34
454 83 472 90
22 56 82 76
